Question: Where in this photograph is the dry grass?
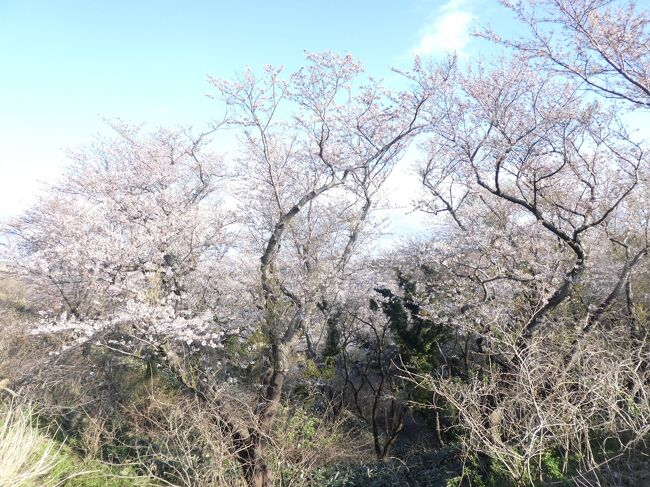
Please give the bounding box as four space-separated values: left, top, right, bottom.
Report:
0 402 60 487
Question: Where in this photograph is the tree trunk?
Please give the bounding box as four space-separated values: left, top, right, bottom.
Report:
239 336 291 486
238 436 271 487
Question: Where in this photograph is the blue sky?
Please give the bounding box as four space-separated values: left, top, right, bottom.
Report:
0 0 503 219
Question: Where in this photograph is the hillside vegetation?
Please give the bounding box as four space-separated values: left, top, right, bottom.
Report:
1 1 650 485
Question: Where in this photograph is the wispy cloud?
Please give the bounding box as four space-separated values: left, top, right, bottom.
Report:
411 0 476 57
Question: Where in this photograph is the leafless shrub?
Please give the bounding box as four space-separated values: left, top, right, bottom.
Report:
408 323 650 485
269 402 367 486
118 392 245 486
335 309 408 461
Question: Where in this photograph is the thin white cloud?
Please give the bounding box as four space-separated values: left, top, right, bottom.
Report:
412 0 476 57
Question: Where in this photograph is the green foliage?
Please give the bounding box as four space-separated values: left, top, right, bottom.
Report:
540 452 565 483
284 406 319 446
445 454 515 487
374 268 454 377
303 358 336 382
46 448 152 487
373 268 460 443
322 307 344 358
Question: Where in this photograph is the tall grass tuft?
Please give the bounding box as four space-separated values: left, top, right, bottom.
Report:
0 401 60 487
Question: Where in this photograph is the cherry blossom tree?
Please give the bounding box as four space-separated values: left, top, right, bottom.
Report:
207 51 436 486
3 52 440 487
4 122 238 348
406 1 650 482
485 0 650 109
419 57 646 345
